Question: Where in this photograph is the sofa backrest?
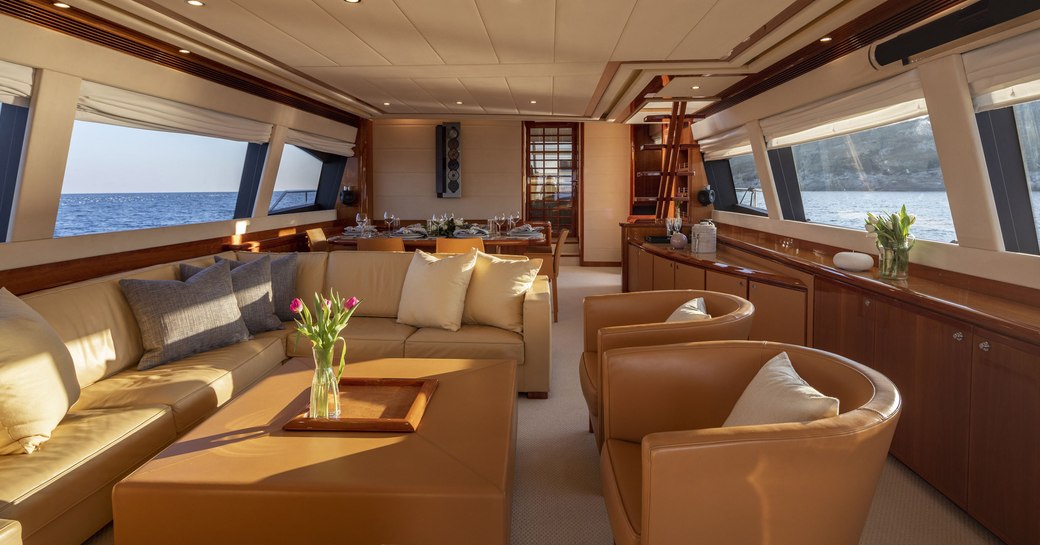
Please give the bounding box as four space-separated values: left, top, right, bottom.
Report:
324 251 415 318
21 253 232 389
233 251 328 315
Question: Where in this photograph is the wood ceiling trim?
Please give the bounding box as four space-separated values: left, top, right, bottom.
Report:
0 0 362 126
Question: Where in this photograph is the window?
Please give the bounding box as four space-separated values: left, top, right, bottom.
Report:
698 127 765 216
270 145 323 212
1014 99 1040 244
524 122 580 237
789 116 955 243
729 154 765 212
0 103 29 242
56 121 250 237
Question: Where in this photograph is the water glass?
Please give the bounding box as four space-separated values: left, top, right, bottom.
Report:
356 212 369 236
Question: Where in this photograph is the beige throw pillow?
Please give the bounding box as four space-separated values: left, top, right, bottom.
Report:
0 288 80 455
462 252 542 333
723 352 839 427
665 297 711 322
397 249 478 331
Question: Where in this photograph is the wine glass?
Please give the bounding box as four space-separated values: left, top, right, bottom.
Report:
383 211 395 231
356 212 369 236
509 211 521 231
494 214 506 236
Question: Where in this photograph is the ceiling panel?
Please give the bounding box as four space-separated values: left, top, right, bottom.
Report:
554 0 638 62
655 76 746 98
507 76 554 116
552 74 602 116
460 77 520 115
393 0 499 65
669 0 797 60
610 0 717 61
473 0 556 64
229 0 388 66
414 78 485 114
371 79 450 113
312 0 443 65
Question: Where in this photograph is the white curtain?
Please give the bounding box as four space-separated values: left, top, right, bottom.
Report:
0 59 33 107
76 81 273 143
698 126 752 160
761 71 927 148
962 28 1040 111
285 128 356 157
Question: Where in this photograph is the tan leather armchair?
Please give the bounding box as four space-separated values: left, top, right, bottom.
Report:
580 290 754 447
0 520 21 545
599 341 901 545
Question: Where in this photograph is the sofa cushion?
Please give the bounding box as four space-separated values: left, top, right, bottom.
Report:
325 251 414 318
218 254 298 321
723 351 840 427
274 317 417 361
404 325 523 364
0 289 80 455
462 252 542 333
72 337 284 432
398 250 477 332
234 252 327 316
0 406 176 540
181 257 282 335
120 261 251 370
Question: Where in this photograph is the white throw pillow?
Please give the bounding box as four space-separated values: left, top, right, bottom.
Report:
0 288 80 454
723 352 839 427
665 297 711 322
462 252 542 333
397 249 478 331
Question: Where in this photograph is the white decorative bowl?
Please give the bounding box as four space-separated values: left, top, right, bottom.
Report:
833 251 874 272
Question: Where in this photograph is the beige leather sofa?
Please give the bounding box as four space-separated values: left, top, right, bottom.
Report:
599 341 901 545
0 250 550 545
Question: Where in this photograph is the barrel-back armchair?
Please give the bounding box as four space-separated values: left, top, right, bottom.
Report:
580 290 755 447
599 341 901 545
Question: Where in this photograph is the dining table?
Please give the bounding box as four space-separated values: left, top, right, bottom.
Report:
327 233 546 254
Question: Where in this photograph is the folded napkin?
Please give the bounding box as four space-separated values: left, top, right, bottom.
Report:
509 224 544 235
454 226 489 238
397 225 427 236
343 225 376 234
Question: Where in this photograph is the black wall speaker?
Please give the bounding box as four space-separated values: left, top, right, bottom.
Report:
697 185 716 206
435 122 462 199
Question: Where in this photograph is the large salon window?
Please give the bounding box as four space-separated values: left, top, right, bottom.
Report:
57 121 250 237
0 60 32 242
728 154 765 212
1014 100 1040 244
699 127 765 215
270 145 324 212
269 130 354 215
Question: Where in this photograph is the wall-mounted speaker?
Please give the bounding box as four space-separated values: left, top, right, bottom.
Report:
435 122 462 198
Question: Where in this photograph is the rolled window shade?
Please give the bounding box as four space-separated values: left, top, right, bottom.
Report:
285 128 356 157
0 60 32 107
963 28 1040 111
76 81 273 143
699 126 752 160
761 71 926 148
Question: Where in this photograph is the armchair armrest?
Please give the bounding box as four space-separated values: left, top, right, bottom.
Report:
583 290 708 351
0 519 22 545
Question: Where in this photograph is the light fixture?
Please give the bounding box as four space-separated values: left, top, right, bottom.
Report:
456 101 463 105
178 49 191 54
53 2 70 7
344 0 361 3
820 36 832 42
383 102 390 106
691 85 701 90
186 0 205 6
530 100 537 104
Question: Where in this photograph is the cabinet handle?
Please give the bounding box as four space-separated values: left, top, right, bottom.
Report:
864 299 871 307
952 331 964 341
978 341 991 352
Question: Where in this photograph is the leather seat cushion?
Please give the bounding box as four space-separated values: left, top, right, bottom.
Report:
580 351 598 416
273 317 418 361
0 406 175 540
72 338 284 432
601 438 642 545
405 325 523 364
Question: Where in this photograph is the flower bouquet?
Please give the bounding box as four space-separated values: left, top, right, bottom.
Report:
865 205 915 280
291 290 361 418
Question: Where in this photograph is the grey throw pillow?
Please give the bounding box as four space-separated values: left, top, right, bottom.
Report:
180 256 282 334
217 254 298 321
120 260 251 370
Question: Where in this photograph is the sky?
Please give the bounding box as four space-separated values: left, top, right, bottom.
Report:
61 121 321 193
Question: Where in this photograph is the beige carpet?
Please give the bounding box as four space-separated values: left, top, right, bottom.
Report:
84 265 1002 545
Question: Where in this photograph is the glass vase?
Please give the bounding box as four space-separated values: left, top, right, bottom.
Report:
876 236 914 280
309 346 340 419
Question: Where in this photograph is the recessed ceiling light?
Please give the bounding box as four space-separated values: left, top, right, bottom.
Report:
186 0 205 6
820 36 833 42
53 2 70 7
456 101 463 105
691 85 701 90
344 0 361 3
530 100 537 104
383 102 390 106
178 49 191 54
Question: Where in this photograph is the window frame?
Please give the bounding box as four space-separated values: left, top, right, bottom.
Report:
0 103 30 242
522 121 581 239
767 147 807 222
976 106 1040 254
703 157 767 217
268 145 346 216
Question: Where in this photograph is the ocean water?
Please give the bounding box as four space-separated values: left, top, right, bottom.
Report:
54 192 314 238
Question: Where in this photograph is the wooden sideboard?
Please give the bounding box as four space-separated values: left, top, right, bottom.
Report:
620 221 1040 545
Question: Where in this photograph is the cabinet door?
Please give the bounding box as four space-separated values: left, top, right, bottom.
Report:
968 329 1040 545
748 281 806 345
635 248 654 292
873 299 971 506
674 262 705 290
813 278 874 365
652 255 675 290
705 270 746 298
626 243 640 292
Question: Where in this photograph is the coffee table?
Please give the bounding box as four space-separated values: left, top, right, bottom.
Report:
113 357 517 545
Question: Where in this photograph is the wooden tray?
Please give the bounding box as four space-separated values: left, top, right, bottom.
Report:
283 377 438 432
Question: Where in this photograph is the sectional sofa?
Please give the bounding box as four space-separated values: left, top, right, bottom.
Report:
0 250 551 545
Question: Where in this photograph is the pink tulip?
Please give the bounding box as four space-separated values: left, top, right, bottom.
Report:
289 298 304 314
345 296 360 310
324 298 333 309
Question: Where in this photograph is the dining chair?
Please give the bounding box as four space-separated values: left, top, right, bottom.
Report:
357 237 405 252
436 238 485 253
524 228 568 322
306 228 329 252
